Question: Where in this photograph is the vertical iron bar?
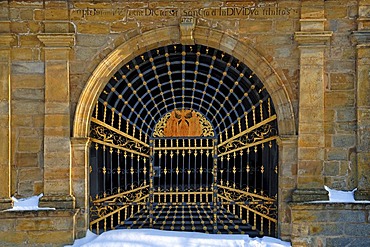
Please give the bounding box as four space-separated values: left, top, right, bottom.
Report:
206 139 210 191
130 153 134 190
149 139 154 227
109 147 113 194
124 151 127 190
117 150 121 193
94 143 99 198
182 140 185 192
254 146 257 193
239 150 243 189
137 155 141 185
212 138 218 233
102 145 106 197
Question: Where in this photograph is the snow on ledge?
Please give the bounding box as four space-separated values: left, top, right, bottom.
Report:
65 229 292 247
2 193 55 212
309 186 370 204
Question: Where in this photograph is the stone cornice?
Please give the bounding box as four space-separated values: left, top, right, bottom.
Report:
37 33 75 47
294 31 333 46
351 30 370 46
0 34 15 47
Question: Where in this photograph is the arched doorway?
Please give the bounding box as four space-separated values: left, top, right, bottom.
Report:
88 44 278 237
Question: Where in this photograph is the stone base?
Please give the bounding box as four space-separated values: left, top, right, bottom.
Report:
0 209 78 246
355 189 370 200
39 195 76 209
0 198 12 211
292 189 328 202
289 202 370 247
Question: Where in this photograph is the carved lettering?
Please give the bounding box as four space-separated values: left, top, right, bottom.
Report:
71 4 299 20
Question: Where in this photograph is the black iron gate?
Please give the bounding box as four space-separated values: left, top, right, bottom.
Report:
88 44 278 237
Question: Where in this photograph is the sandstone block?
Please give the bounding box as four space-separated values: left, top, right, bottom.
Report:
10 22 28 33
11 62 44 74
297 176 324 188
240 20 272 33
44 167 70 180
12 100 44 115
17 137 42 152
309 223 344 236
45 9 68 20
332 134 356 148
298 160 323 176
11 74 44 89
44 180 70 195
27 230 74 244
77 22 110 34
0 231 27 245
19 35 41 47
12 88 44 100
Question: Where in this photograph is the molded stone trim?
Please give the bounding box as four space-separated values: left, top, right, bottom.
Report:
294 31 333 46
37 33 75 47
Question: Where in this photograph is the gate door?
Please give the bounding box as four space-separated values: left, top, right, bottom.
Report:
88 44 278 237
151 136 217 232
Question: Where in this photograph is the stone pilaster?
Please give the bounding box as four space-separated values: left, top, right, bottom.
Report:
71 137 90 237
294 2 333 200
38 34 75 208
0 34 15 209
351 30 370 199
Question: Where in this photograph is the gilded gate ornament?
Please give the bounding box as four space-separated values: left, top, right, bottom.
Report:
153 109 214 137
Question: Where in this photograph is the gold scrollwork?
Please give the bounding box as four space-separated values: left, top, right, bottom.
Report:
90 121 150 154
218 123 277 154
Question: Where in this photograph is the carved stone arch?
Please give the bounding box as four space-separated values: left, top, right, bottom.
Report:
73 26 296 138
72 25 297 237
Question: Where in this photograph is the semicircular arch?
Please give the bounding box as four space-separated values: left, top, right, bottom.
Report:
73 26 296 138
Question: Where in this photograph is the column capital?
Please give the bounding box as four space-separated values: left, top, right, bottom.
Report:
71 137 91 148
0 34 15 47
351 30 370 47
37 33 75 47
294 31 333 47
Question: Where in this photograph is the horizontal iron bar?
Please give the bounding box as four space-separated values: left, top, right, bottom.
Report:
93 185 149 203
91 138 150 158
218 195 277 223
90 195 148 225
218 136 278 157
91 117 149 147
154 191 213 195
153 146 213 151
217 185 276 202
218 115 277 148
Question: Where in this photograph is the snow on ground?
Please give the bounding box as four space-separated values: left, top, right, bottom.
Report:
65 229 292 247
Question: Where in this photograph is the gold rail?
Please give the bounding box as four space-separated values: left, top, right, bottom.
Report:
91 117 149 147
91 138 150 158
218 115 277 148
218 136 278 157
217 185 275 202
93 185 149 203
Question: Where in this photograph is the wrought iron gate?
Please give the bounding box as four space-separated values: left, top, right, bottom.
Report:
89 44 278 237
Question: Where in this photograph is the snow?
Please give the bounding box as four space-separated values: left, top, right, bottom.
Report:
309 186 370 203
3 193 55 211
65 229 291 247
324 185 357 202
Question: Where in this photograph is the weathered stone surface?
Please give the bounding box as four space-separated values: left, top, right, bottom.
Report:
11 62 44 74
0 0 369 246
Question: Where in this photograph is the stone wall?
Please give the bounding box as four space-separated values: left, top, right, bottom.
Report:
289 203 370 247
0 0 369 246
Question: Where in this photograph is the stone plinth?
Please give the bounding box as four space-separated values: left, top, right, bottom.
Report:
289 202 370 247
0 209 78 246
